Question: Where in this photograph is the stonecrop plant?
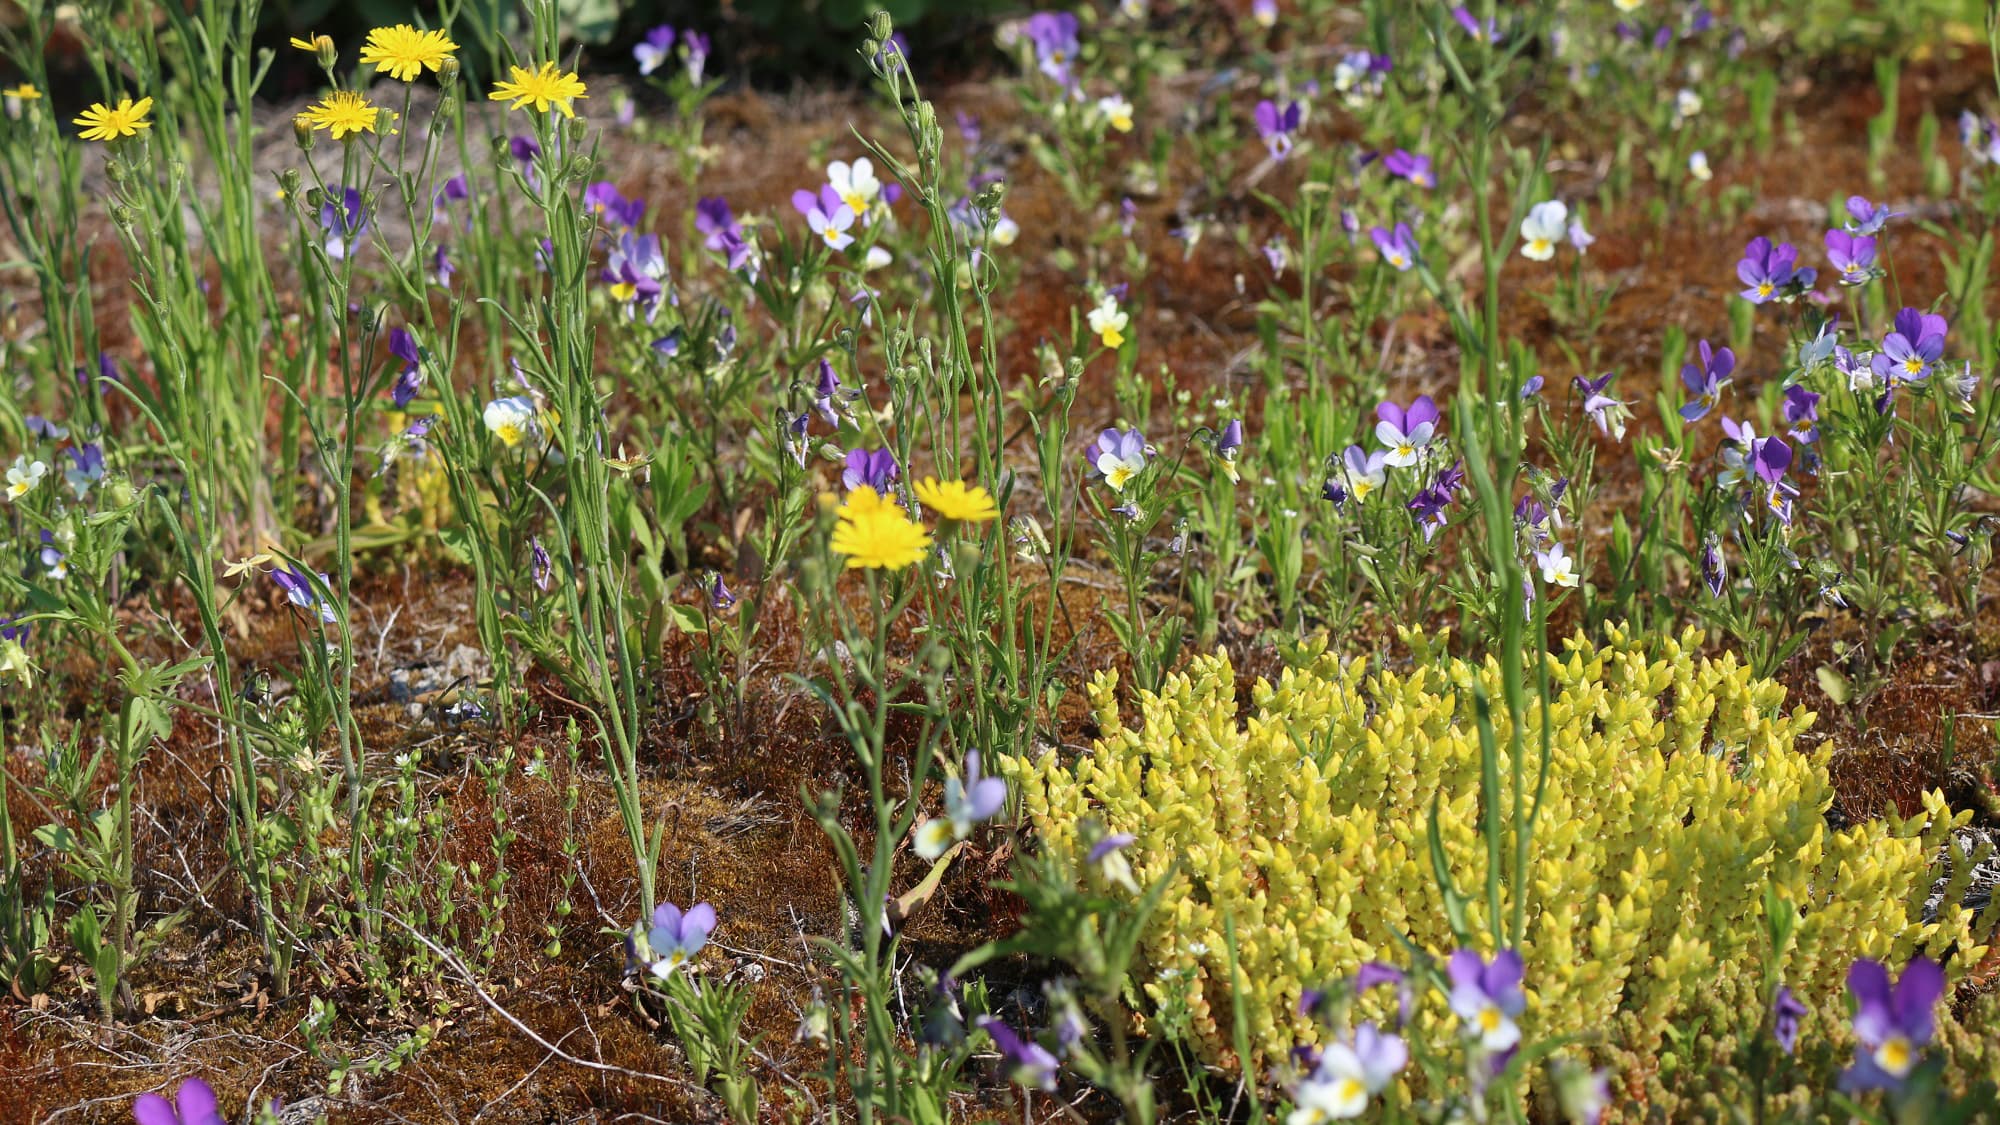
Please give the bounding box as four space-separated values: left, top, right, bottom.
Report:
1006 625 1996 1114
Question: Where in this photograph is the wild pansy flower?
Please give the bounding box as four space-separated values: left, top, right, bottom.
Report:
827 158 882 221
1750 434 1797 523
1087 428 1148 491
1824 228 1876 285
584 181 646 229
1325 445 1387 508
39 530 66 580
359 24 458 82
1550 1059 1612 1125
812 358 853 427
1673 87 1702 123
483 396 540 447
1844 194 1902 235
531 537 553 591
1252 0 1279 27
1450 5 1500 42
430 244 456 287
1087 293 1129 348
132 1077 224 1125
1087 830 1139 892
842 447 899 493
1370 223 1417 271
914 748 1007 860
1095 94 1135 133
1535 542 1579 588
271 563 337 625
74 96 153 141
1262 238 1288 276
979 1017 1060 1091
603 232 668 320
1773 985 1807 1055
1215 419 1245 483
1678 339 1734 421
1254 99 1302 160
794 185 857 252
1519 200 1568 261
489 62 588 117
319 186 369 260
1737 236 1813 304
1382 148 1435 188
1567 218 1595 254
680 31 712 84
65 443 105 498
1574 372 1632 440
1782 384 1821 445
1701 535 1727 598
5 454 46 500
432 173 470 221
1288 1023 1408 1124
1447 948 1527 1053
1839 956 1944 1093
1375 395 1440 467
1024 11 1082 84
1870 307 1946 384
388 327 423 407
637 901 716 980
1688 150 1714 182
635 25 676 75
832 486 932 570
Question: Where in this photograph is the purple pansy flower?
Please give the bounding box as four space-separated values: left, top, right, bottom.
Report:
643 901 717 979
388 327 423 408
584 181 646 230
318 186 369 261
1737 236 1813 304
1782 384 1821 445
1845 195 1902 235
1375 395 1440 466
1839 956 1944 1093
531 537 553 592
812 358 849 427
913 748 1008 860
603 232 668 320
1773 985 1807 1055
1447 948 1527 1053
1678 339 1734 421
1871 307 1947 384
842 447 900 492
1370 222 1417 271
1087 428 1149 491
1824 228 1876 285
980 1017 1060 1090
635 25 676 75
1383 148 1435 188
1701 535 1727 598
270 564 336 625
1574 372 1632 440
1253 99 1302 160
1024 11 1082 84
132 1078 224 1125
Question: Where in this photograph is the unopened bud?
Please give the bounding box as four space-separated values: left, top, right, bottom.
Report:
293 114 315 150
438 56 460 87
312 35 337 70
868 10 894 41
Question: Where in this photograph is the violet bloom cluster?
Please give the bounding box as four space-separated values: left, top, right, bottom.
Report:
603 232 669 321
635 26 710 83
1737 236 1813 304
1870 307 1947 386
695 196 756 275
583 181 646 230
1369 222 1417 271
1840 956 1944 1093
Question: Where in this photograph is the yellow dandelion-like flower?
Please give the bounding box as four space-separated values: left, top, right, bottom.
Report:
4 84 40 102
912 477 999 523
73 96 152 142
840 484 897 520
488 62 588 118
832 503 932 572
359 24 458 82
300 90 380 141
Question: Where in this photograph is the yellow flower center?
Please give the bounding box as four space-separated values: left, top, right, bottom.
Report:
1478 1006 1503 1033
1875 1035 1914 1077
1101 327 1125 348
1757 282 1775 299
841 191 869 215
1903 356 1925 376
1529 238 1552 255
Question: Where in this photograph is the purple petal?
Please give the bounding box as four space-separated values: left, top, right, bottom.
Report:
132 1093 180 1125
682 902 718 944
965 776 1008 821
176 1079 222 1125
1890 957 1944 1042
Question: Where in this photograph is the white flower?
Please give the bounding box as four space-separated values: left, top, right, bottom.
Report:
863 245 893 271
1613 0 1644 11
809 203 856 251
5 455 46 501
1536 543 1579 588
1689 150 1713 182
482 396 538 448
1675 88 1702 121
826 158 881 219
1096 94 1135 133
0 639 32 687
1087 294 1129 348
1519 200 1568 261
1119 0 1146 17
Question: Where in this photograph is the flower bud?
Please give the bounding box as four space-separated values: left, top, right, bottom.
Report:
868 10 894 41
293 114 315 151
438 56 460 87
311 34 337 70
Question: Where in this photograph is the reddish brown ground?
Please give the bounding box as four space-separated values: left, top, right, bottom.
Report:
3 33 1999 1125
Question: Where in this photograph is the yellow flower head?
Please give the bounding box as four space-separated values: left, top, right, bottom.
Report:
360 24 458 82
832 494 932 571
912 477 999 523
489 62 588 118
300 90 380 140
4 84 40 101
290 32 335 55
74 96 153 142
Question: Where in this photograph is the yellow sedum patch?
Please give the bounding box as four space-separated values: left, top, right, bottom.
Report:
1003 625 1985 1091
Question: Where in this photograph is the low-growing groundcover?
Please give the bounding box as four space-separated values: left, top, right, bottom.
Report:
1007 626 2000 1117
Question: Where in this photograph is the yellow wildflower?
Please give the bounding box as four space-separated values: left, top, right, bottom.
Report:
831 491 932 571
299 90 380 141
488 62 588 118
359 24 458 82
912 477 999 523
73 96 153 142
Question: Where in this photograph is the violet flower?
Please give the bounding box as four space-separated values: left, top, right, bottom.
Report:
603 231 668 320
680 31 711 84
1678 339 1734 421
388 327 423 408
1370 223 1417 271
1023 11 1081 84
318 186 369 261
1871 307 1947 384
1087 428 1149 491
1737 237 1815 304
1215 418 1245 482
1447 948 1527 1053
794 185 856 252
634 25 676 75
914 748 1008 860
1844 194 1902 235
1375 395 1440 466
642 901 717 979
1773 985 1807 1055
812 358 849 427
271 564 336 626
531 537 553 592
1839 956 1944 1093
1782 384 1821 445
133 1078 224 1125
1701 535 1727 598
584 181 646 229
1573 372 1632 440
1383 148 1435 188
980 1017 1060 1091
1824 228 1877 285
842 447 899 492
1290 1022 1408 1120
1253 99 1302 160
